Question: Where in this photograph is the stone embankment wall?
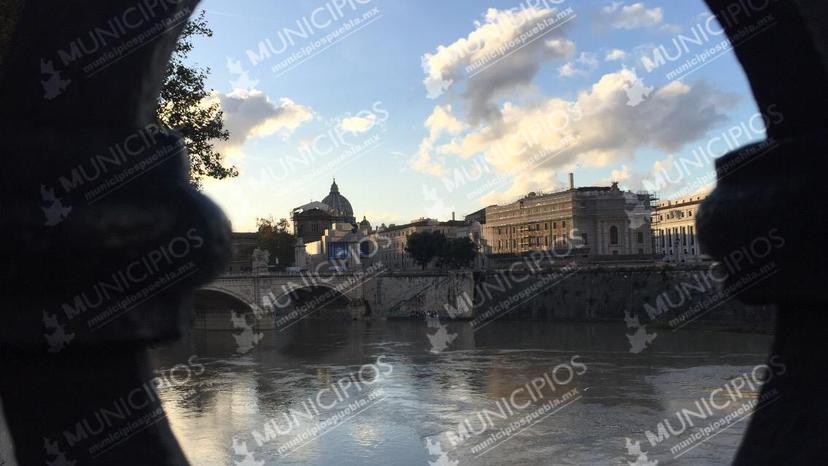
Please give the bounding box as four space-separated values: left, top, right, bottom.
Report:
370 272 476 319
469 266 775 328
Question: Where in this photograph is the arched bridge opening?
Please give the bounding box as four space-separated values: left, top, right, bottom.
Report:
271 285 367 326
193 289 256 330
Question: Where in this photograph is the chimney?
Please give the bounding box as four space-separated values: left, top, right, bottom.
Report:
452 211 456 221
568 173 575 190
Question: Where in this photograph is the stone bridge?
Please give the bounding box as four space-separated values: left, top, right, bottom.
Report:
194 270 476 329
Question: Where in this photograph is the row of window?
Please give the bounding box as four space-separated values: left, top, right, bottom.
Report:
654 226 696 248
654 208 695 222
495 221 568 236
610 227 645 245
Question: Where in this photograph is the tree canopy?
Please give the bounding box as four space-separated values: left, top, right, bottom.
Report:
405 231 448 270
438 236 479 269
405 231 478 270
157 10 237 188
257 217 296 268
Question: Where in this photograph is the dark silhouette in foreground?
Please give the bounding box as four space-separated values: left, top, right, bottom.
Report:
0 1 228 464
698 0 828 464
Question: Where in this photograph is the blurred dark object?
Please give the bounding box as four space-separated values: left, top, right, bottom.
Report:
698 0 828 464
0 1 229 464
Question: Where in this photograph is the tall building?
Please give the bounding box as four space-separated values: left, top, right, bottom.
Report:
651 192 710 263
483 174 654 256
292 179 358 244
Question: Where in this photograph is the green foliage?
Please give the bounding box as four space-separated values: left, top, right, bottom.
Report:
257 217 296 268
0 7 233 186
405 231 479 270
158 10 237 188
438 236 479 269
405 231 448 270
0 0 21 74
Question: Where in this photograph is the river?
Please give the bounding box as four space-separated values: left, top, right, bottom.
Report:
146 320 773 465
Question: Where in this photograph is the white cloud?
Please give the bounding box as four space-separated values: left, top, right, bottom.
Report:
605 49 629 61
597 164 632 186
559 52 600 78
600 2 663 30
340 114 377 133
432 70 735 203
660 23 683 34
408 105 470 176
480 171 557 206
426 104 468 140
211 89 313 156
421 7 575 124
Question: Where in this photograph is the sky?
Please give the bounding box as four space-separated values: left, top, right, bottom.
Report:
190 0 764 231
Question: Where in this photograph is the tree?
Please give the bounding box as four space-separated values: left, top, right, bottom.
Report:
0 6 234 187
257 217 296 268
438 237 479 269
158 10 237 188
276 218 290 233
405 231 448 270
0 0 21 75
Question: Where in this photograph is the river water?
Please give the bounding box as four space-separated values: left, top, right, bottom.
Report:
149 320 772 466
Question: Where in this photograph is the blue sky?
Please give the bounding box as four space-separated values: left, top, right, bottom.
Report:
191 0 762 231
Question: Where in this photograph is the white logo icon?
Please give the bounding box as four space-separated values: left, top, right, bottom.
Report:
624 192 650 229
41 185 72 226
226 57 259 90
43 310 74 353
422 185 454 222
422 56 453 100
425 437 458 466
625 310 657 354
625 437 659 466
40 59 71 100
232 438 264 466
44 437 75 466
426 316 457 354
624 68 653 107
231 311 263 354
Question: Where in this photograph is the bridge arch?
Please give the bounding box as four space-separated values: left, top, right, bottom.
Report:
265 284 366 324
193 288 257 330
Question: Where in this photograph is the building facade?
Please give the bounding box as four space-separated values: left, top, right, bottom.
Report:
227 232 258 273
483 176 654 257
295 222 367 272
651 193 709 263
368 218 484 270
292 179 358 244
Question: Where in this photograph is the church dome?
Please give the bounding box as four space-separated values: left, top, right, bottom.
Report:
321 179 354 218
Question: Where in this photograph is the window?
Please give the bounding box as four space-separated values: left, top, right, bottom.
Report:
582 233 588 245
610 226 619 245
637 232 644 244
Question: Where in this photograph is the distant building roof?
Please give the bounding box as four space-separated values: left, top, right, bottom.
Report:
321 179 354 217
378 219 470 233
293 201 331 214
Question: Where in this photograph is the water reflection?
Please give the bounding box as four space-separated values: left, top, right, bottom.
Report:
149 320 772 465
